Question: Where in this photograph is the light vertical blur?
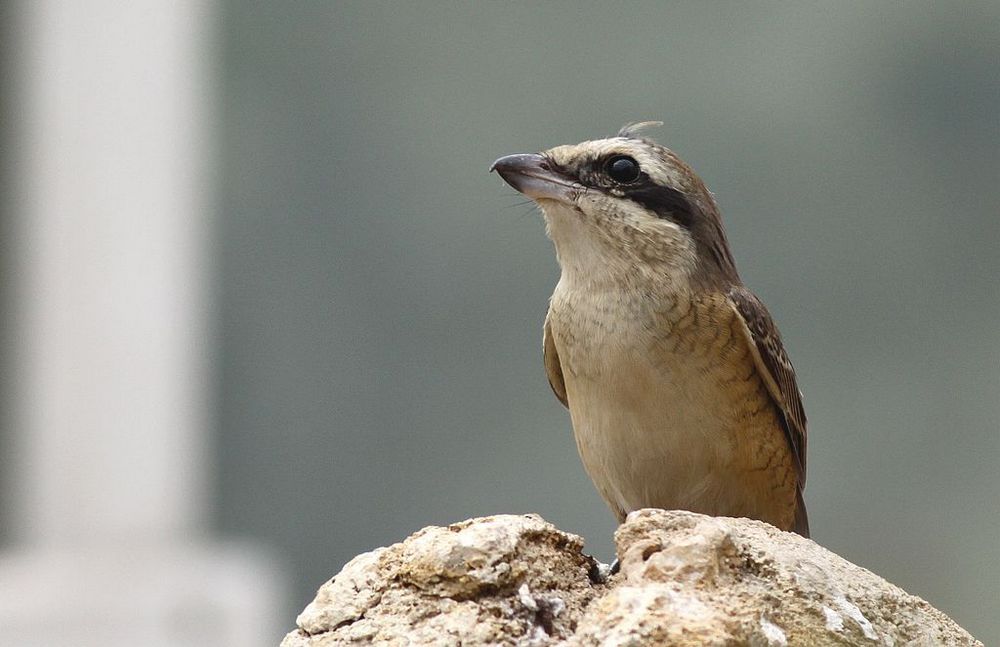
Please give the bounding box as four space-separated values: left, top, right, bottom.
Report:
1 2 283 646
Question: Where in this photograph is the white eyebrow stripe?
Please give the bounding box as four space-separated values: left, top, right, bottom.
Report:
552 138 688 190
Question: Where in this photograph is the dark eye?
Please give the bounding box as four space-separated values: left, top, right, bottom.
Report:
605 155 641 184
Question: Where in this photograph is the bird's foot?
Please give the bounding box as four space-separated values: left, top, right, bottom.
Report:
587 557 620 584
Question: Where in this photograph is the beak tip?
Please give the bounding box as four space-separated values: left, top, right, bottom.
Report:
490 153 571 202
491 154 533 179
490 155 516 174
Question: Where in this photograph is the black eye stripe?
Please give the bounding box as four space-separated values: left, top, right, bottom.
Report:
555 156 696 227
623 174 696 227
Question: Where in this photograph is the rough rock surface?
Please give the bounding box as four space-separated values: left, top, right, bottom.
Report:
281 510 981 646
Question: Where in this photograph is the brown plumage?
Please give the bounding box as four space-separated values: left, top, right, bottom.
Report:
492 125 810 536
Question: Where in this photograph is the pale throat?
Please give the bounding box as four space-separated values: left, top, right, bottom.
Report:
540 201 697 295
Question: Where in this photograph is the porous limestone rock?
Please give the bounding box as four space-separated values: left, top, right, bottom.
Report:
281 510 981 646
282 514 602 646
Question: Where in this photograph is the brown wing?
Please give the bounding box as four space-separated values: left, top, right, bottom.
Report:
727 286 808 487
543 311 568 408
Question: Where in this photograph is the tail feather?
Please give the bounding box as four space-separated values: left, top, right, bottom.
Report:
793 489 810 538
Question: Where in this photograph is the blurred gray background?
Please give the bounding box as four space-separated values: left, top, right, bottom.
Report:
2 2 997 645
216 2 998 641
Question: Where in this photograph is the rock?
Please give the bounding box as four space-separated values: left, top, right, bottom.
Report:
282 514 602 646
281 510 982 646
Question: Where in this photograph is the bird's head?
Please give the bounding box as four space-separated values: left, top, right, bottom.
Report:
492 123 739 289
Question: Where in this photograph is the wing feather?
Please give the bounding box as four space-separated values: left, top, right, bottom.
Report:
543 311 568 408
728 287 808 487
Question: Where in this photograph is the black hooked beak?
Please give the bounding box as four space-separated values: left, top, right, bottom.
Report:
490 153 577 203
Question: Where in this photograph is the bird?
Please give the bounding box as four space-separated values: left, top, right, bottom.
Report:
491 122 809 537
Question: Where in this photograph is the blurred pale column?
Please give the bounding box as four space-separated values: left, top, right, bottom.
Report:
0 2 284 646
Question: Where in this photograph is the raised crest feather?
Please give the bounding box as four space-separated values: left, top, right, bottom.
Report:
617 120 664 139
